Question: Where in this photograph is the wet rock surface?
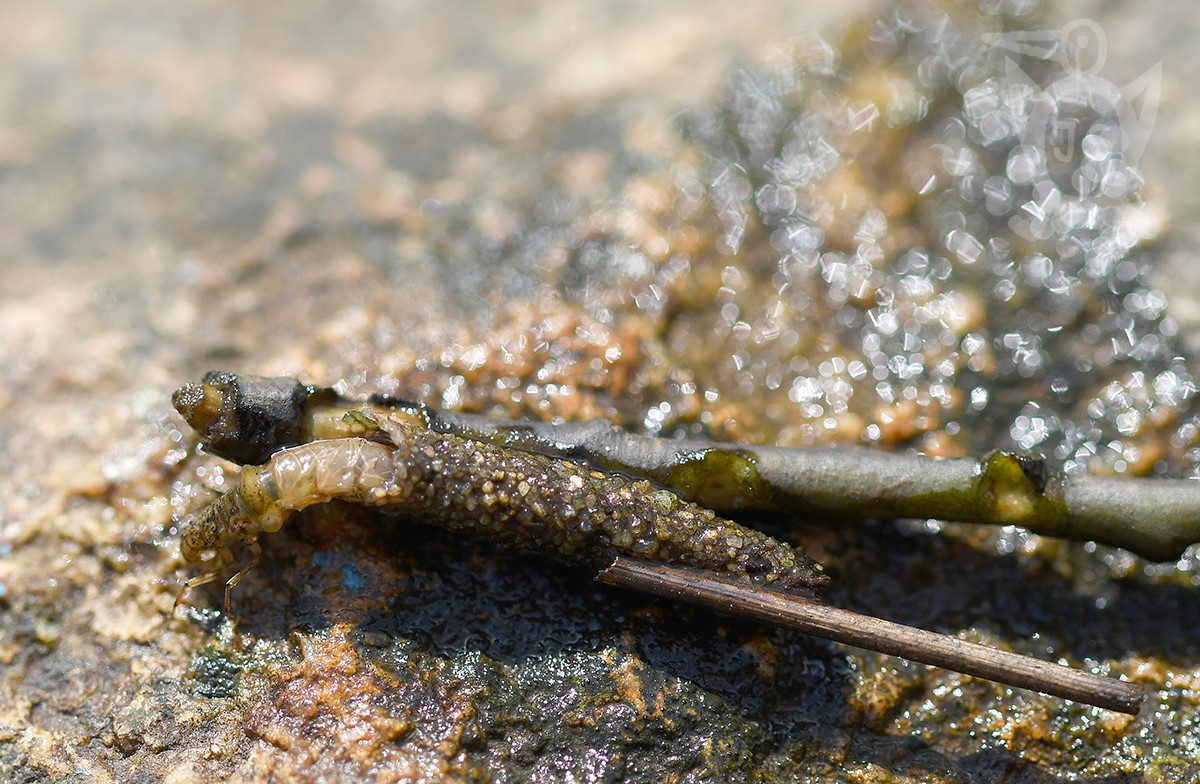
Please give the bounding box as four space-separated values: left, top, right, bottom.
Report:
3 0 1200 781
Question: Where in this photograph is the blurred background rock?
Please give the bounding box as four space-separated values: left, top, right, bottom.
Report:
3 0 1199 781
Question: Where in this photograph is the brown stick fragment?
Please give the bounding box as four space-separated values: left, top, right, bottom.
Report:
597 556 1145 715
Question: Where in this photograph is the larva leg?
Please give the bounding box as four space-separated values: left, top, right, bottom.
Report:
173 569 219 614
223 539 261 616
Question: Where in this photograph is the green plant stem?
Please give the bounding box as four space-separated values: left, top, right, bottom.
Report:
436 412 1200 562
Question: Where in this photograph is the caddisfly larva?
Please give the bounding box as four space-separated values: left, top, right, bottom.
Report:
176 404 826 611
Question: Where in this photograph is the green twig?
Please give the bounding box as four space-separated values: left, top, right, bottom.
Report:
434 414 1200 562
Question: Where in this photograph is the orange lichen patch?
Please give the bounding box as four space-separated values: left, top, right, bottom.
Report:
916 430 968 459
740 632 782 681
965 690 1136 766
872 394 955 446
612 657 648 716
1092 707 1137 739
845 659 925 729
594 648 682 727
1124 655 1171 689
245 626 426 781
